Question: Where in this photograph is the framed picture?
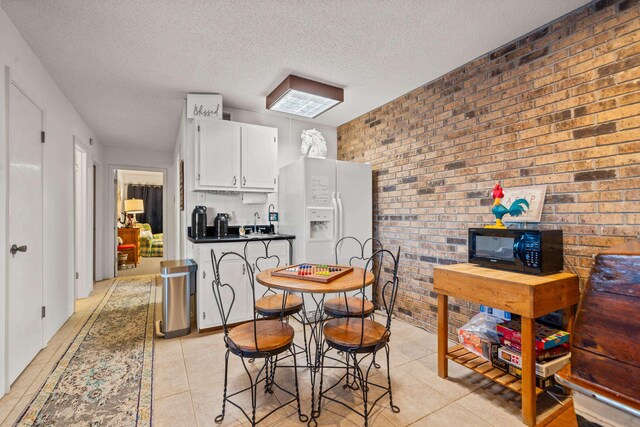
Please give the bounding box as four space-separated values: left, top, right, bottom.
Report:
502 185 546 223
187 93 222 119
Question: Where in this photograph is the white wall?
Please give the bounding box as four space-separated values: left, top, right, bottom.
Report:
104 146 175 278
178 105 337 255
0 8 104 393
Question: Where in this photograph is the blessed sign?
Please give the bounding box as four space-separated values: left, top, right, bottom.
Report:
501 185 547 223
187 94 223 119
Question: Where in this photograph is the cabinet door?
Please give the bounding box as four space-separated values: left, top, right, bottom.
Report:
241 124 277 190
198 262 220 330
198 257 252 330
197 119 240 189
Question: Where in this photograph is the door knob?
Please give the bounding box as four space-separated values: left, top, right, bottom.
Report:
10 244 27 255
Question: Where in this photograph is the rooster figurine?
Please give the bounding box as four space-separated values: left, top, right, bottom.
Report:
486 183 530 228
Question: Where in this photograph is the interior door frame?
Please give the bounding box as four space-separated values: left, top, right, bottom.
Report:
110 165 167 277
73 138 92 299
2 66 46 393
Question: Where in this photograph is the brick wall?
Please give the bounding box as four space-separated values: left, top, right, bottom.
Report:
337 0 640 336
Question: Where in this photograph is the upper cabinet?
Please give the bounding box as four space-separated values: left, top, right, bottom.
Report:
241 123 278 190
194 119 277 193
196 119 240 190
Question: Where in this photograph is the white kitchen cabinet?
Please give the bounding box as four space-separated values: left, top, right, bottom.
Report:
241 123 278 190
193 239 292 331
194 243 251 331
198 257 251 330
195 119 241 190
194 119 277 193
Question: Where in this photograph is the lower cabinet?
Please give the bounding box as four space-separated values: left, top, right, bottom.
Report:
192 240 291 332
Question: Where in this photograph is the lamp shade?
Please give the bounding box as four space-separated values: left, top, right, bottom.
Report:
124 198 144 214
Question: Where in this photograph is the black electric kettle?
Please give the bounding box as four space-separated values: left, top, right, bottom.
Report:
191 206 207 239
215 213 230 237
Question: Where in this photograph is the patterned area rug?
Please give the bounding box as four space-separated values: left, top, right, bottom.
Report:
16 276 156 426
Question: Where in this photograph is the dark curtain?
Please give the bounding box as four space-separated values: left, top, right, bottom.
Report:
127 184 163 233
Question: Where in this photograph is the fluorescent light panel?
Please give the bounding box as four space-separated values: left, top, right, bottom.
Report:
269 90 340 118
266 75 343 118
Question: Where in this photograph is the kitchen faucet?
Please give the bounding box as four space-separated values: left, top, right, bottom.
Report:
253 212 261 233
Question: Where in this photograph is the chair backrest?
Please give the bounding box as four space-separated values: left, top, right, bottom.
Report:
243 238 293 297
210 249 260 353
138 223 152 233
357 247 401 348
335 237 384 300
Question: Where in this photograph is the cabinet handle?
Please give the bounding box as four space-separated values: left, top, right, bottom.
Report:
233 176 236 185
196 173 200 181
243 176 246 186
203 312 206 320
242 263 245 275
203 271 206 279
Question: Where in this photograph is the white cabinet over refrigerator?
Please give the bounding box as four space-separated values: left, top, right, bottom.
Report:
279 157 373 310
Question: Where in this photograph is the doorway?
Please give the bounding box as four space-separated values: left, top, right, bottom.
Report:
74 141 92 299
114 169 165 277
7 76 44 385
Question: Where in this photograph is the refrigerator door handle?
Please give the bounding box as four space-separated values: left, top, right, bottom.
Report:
337 192 344 241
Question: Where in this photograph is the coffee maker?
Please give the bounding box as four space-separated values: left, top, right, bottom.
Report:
215 213 230 237
191 206 207 239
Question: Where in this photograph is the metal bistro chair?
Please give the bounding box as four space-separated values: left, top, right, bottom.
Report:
243 238 309 364
323 237 383 319
210 250 307 426
317 247 401 426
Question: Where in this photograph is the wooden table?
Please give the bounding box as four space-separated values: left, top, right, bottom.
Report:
256 266 375 423
434 263 579 427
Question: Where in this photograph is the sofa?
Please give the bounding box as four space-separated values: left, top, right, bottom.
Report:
138 223 163 257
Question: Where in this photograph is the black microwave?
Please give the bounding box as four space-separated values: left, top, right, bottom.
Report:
468 228 563 275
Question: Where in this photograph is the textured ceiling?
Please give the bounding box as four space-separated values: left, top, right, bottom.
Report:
2 0 589 151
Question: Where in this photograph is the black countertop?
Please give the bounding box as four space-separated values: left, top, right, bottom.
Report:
187 233 296 244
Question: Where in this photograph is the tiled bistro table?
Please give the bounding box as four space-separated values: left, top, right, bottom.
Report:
433 263 580 427
256 266 375 425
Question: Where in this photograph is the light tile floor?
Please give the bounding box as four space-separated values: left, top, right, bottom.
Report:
0 277 571 426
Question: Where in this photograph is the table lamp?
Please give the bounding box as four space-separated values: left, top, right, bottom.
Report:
123 198 144 227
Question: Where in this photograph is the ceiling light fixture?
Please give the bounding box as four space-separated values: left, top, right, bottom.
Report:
266 75 344 118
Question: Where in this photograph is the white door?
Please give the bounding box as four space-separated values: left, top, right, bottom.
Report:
241 124 277 190
196 120 240 189
7 81 44 384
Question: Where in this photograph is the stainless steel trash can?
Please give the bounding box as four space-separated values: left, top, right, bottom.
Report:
158 259 197 339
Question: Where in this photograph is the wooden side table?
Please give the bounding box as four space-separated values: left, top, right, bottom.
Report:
118 227 140 265
434 263 579 427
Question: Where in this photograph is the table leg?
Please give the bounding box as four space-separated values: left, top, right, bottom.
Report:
562 304 577 395
302 292 326 425
437 293 448 379
563 304 577 344
521 316 536 427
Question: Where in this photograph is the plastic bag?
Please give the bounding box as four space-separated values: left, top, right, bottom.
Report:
458 313 503 360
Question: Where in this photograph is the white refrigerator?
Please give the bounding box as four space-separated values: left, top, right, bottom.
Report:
279 157 373 313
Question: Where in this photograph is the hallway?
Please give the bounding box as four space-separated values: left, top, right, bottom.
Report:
118 257 162 277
